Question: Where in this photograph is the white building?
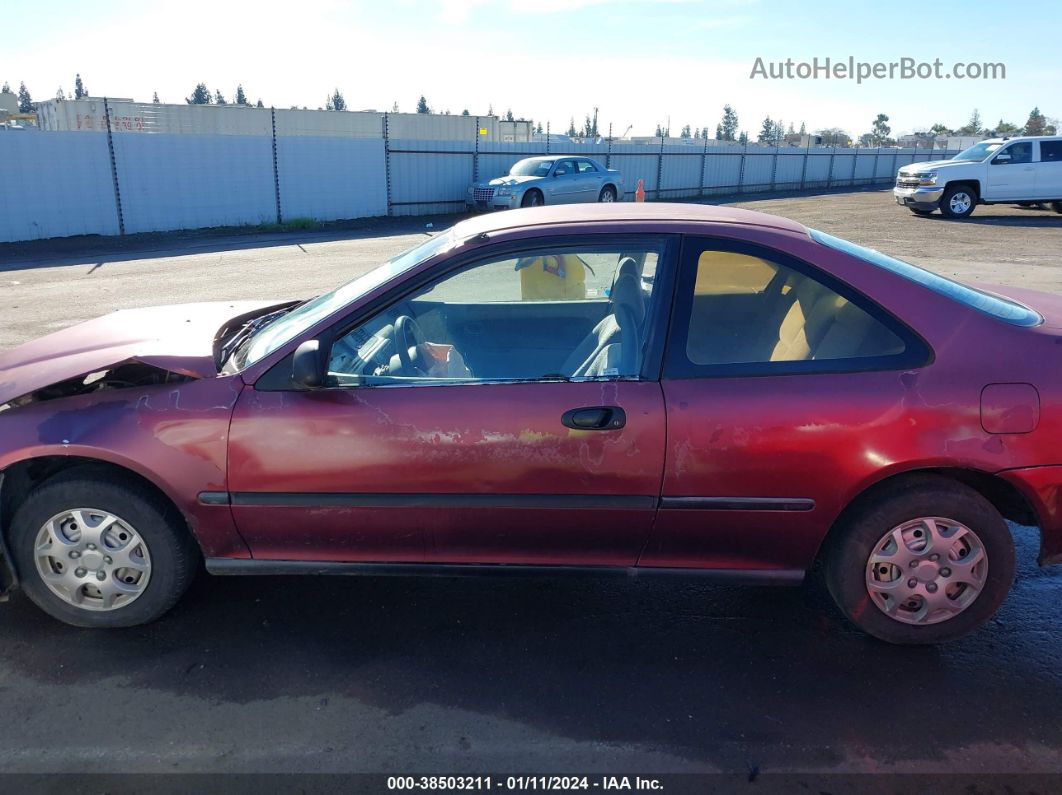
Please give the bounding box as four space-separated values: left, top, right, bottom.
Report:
35 98 533 142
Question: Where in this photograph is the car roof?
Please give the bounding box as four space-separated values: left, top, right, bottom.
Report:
982 135 1062 143
451 202 807 238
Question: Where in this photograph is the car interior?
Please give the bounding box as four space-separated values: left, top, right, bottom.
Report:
327 249 659 385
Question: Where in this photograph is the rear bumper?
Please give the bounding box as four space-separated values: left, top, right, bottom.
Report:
894 185 944 211
999 466 1062 565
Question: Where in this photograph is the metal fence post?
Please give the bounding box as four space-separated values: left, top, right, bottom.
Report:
891 147 899 183
873 147 881 185
606 122 613 170
738 140 748 193
700 133 709 198
102 97 125 235
271 107 283 224
849 147 859 186
769 144 779 192
826 146 835 188
472 116 480 184
382 112 393 217
546 121 550 155
799 139 810 190
656 133 665 200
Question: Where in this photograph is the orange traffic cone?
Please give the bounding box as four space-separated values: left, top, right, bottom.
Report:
635 178 646 203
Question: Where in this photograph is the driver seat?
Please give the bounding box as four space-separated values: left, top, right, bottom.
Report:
563 258 646 377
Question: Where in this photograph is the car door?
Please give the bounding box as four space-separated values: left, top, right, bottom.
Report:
575 159 604 201
226 236 674 567
1035 140 1062 199
641 236 930 574
547 159 580 203
985 141 1037 200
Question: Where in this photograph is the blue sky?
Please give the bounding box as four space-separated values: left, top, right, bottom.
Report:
4 0 1058 138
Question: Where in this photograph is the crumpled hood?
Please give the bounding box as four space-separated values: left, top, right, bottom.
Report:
0 300 286 405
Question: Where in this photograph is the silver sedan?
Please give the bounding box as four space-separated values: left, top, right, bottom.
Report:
467 156 624 211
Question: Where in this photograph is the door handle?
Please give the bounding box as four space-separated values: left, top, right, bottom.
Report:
561 406 626 430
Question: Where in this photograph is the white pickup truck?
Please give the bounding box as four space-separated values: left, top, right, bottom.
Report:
894 135 1062 219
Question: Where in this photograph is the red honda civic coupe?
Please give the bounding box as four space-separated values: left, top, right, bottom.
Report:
1 203 1060 643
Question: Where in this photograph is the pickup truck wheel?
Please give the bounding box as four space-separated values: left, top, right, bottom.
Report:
939 185 977 219
908 208 933 216
824 476 1014 644
521 190 543 208
10 469 198 628
1051 201 1062 214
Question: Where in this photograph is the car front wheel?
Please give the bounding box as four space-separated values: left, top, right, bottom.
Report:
824 476 1014 644
10 468 198 628
521 190 543 208
939 185 977 219
1051 201 1062 214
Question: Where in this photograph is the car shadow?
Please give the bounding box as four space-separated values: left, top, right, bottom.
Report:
0 525 1059 770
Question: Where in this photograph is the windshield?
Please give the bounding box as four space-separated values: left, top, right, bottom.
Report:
951 141 1004 162
237 230 458 367
810 229 1041 327
510 159 553 177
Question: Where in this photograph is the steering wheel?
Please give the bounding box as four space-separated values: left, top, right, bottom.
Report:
393 315 432 376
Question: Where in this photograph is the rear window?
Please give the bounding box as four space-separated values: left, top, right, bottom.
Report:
810 229 1042 327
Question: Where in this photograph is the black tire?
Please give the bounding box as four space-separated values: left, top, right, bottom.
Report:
521 189 543 208
1052 201 1062 214
824 475 1014 644
10 468 198 628
598 185 617 203
908 207 933 216
939 184 977 219
1016 201 1035 207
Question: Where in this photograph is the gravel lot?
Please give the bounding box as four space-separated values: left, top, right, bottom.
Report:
1 189 1061 783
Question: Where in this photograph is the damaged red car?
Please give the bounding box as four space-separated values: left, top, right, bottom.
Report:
2 203 1061 643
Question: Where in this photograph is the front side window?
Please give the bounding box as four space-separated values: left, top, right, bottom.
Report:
681 248 907 368
510 159 553 177
995 142 1033 164
326 243 664 386
554 159 576 176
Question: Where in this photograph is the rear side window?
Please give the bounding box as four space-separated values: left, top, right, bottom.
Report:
1041 141 1062 162
682 249 906 368
810 229 1041 327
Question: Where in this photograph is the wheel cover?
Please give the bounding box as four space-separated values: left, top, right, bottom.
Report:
949 192 972 214
34 509 152 612
864 516 987 626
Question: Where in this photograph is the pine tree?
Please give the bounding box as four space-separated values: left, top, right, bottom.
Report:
215 89 227 105
461 109 469 116
567 117 578 137
680 124 691 138
55 86 66 100
416 95 430 114
716 104 738 141
17 82 32 112
870 113 891 145
535 122 543 134
757 116 774 143
738 131 749 145
505 108 514 121
74 73 88 99
799 121 806 135
1 82 9 94
1024 107 1047 136
235 84 248 105
327 88 346 111
153 91 160 104
256 99 264 108
958 108 981 135
187 83 212 104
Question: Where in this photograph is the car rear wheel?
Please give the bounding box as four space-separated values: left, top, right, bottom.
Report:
10 469 198 628
824 476 1014 644
939 185 977 219
598 186 617 203
521 190 543 208
1051 201 1062 214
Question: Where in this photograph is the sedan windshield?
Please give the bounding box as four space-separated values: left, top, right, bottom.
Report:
951 141 1004 162
236 230 458 368
510 159 553 177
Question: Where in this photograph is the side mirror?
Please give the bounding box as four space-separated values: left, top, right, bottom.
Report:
993 153 1011 164
554 169 567 177
292 339 326 389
